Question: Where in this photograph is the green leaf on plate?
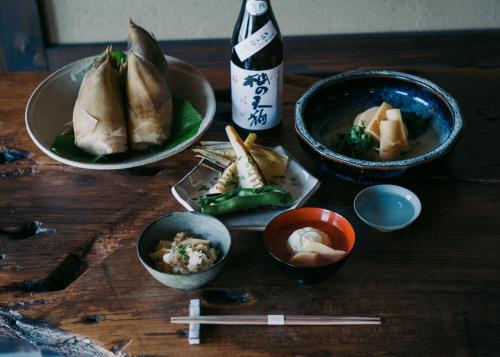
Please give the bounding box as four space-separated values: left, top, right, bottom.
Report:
51 133 105 163
149 98 203 153
50 98 203 164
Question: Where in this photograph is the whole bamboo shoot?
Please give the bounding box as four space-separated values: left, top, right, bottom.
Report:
72 46 128 156
126 20 173 151
225 126 266 189
208 133 257 194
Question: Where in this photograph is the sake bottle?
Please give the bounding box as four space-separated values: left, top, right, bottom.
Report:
231 0 283 132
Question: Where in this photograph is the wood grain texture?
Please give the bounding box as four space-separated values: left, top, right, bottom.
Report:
0 63 500 356
44 30 500 73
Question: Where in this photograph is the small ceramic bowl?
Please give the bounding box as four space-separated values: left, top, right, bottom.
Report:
295 70 464 183
354 185 421 232
264 207 355 284
137 212 232 290
26 55 215 170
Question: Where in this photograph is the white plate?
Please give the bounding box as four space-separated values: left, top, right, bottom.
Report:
25 55 216 170
172 146 321 231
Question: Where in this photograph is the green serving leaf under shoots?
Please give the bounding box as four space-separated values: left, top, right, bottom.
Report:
51 98 202 163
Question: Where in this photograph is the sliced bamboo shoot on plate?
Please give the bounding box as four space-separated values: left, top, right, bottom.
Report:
208 133 257 194
225 126 266 189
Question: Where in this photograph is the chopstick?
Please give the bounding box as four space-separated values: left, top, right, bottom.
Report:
171 315 381 326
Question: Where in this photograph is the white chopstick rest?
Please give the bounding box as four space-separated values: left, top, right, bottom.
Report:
267 314 285 325
188 299 201 345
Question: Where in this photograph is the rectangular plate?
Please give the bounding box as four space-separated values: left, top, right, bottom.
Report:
171 146 320 231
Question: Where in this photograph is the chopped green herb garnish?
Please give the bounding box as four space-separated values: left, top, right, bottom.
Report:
333 123 374 160
173 245 189 260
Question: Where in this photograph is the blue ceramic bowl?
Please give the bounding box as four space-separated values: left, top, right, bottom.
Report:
354 185 421 232
295 70 464 183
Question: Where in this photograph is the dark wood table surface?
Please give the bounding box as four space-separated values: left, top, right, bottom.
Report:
1 40 500 355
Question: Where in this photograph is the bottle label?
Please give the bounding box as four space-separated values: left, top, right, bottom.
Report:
231 61 283 130
246 0 268 16
234 20 278 62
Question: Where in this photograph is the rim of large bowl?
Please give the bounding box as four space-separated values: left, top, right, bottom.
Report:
295 70 464 170
25 55 216 170
263 207 356 269
137 211 232 276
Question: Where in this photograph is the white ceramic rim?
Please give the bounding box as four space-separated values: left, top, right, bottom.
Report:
353 184 422 232
25 55 216 170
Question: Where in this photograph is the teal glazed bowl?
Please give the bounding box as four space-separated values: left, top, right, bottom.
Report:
295 70 464 183
137 212 232 290
354 185 422 232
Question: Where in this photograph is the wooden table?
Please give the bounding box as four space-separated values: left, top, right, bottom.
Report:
1 63 500 355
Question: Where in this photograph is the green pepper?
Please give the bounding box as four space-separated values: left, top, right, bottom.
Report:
200 186 293 216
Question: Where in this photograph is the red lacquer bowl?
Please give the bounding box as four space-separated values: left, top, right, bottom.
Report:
264 207 356 284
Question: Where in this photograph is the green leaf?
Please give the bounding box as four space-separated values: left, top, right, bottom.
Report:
148 98 202 153
50 98 202 164
111 50 127 66
332 123 374 160
402 111 431 139
51 133 105 163
86 50 127 72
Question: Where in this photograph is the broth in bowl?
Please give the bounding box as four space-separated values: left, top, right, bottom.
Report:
264 208 355 284
268 220 349 268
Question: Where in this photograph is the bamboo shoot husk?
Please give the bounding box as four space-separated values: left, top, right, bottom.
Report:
72 46 128 156
193 143 288 180
208 133 257 194
126 20 173 151
225 126 266 189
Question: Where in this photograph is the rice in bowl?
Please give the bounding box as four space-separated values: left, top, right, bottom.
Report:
149 232 219 274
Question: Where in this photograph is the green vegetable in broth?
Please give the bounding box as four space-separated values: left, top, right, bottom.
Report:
333 123 375 160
